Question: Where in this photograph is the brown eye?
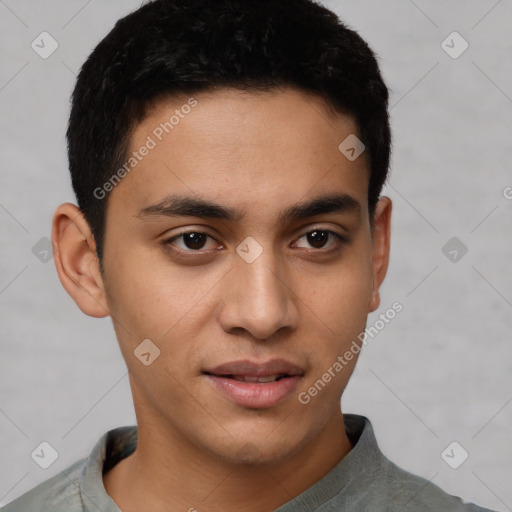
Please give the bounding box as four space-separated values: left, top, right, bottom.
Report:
306 230 329 249
294 229 347 250
181 232 208 250
165 231 221 252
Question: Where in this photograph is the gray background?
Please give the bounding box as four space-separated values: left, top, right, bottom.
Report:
1 0 511 509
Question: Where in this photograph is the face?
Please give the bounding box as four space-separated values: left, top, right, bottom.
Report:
98 87 388 464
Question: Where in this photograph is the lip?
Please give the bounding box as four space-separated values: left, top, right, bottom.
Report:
203 358 304 409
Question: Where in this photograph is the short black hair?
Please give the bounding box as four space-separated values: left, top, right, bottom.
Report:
67 0 391 268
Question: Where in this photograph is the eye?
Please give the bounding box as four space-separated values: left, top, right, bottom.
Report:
163 228 347 256
164 231 221 252
294 229 347 250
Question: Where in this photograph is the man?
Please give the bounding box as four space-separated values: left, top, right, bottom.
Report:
2 0 497 510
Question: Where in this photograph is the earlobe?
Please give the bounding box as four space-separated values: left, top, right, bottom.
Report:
51 203 110 318
369 289 380 312
368 196 392 313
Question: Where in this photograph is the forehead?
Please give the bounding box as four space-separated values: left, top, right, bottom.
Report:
109 87 369 220
139 87 360 155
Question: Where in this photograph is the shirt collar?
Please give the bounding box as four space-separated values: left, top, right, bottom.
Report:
275 414 382 511
78 414 379 511
79 426 137 512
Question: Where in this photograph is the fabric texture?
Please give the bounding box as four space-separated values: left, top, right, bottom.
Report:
1 414 496 512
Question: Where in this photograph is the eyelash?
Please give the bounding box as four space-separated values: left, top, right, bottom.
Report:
162 228 348 255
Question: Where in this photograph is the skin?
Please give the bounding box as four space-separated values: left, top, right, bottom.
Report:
52 87 392 512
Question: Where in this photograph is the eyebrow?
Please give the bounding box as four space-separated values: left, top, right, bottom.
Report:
136 192 361 223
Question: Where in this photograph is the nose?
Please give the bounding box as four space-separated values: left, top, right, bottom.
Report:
218 244 300 340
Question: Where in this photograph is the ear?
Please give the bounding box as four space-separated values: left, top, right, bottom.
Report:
368 196 392 313
51 203 110 318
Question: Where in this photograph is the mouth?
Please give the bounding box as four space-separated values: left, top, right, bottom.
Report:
202 359 304 408
203 372 292 383
203 358 304 378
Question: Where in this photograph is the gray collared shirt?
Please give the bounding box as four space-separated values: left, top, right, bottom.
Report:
1 414 497 511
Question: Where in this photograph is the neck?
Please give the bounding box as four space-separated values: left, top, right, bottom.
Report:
103 409 352 512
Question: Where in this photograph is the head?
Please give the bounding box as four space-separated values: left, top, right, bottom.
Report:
53 0 392 466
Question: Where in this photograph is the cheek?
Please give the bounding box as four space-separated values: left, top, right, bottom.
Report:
301 241 374 366
103 246 223 373
103 244 181 331
300 278 371 408
315 249 374 330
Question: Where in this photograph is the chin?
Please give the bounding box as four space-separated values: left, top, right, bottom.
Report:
207 430 305 467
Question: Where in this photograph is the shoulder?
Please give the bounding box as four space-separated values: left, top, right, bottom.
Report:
1 426 135 512
1 457 86 512
323 415 497 512
373 457 497 512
